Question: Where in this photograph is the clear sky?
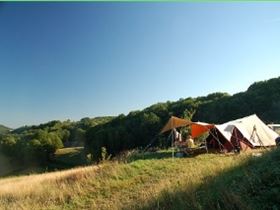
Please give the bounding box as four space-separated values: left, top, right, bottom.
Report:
0 2 280 128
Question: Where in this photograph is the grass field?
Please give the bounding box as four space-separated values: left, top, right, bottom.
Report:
49 147 87 169
0 147 86 177
0 149 279 210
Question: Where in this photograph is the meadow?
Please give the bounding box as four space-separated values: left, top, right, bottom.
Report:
0 148 279 210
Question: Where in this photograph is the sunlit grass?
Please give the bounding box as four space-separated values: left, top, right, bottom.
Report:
0 149 275 210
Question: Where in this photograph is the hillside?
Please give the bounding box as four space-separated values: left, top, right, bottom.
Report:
0 149 279 209
193 77 280 123
85 77 280 160
0 116 114 169
0 125 10 134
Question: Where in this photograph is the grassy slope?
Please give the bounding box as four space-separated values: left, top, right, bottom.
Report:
48 147 87 170
0 125 10 134
0 149 279 210
140 149 280 210
0 154 16 177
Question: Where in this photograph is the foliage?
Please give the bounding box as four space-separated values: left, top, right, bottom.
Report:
0 117 114 166
193 77 280 123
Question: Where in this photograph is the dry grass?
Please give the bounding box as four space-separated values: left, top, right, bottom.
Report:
0 165 100 209
0 150 268 210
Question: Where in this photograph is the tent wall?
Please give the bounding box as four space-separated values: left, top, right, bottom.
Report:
232 115 277 146
206 128 233 152
231 127 253 151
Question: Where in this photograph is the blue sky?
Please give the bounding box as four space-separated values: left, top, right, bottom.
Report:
0 3 279 128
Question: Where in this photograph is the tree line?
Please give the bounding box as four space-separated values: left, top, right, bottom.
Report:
1 77 280 165
0 117 113 165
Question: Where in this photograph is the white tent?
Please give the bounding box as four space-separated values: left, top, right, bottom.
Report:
214 114 278 148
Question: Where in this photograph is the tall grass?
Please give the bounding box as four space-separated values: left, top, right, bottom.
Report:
0 149 276 210
139 149 280 210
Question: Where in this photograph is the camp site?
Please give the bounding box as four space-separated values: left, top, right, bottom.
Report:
145 114 278 159
1 2 280 210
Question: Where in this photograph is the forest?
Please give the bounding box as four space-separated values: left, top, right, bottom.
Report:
0 117 113 165
1 77 280 165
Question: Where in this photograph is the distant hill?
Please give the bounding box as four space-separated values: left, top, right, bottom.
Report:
0 125 11 134
12 116 114 134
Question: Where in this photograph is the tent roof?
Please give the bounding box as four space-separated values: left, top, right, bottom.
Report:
233 114 277 146
160 116 192 134
214 114 278 146
191 122 214 138
215 123 235 142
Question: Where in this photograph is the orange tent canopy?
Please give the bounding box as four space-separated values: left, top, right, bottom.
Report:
191 122 214 138
160 116 192 134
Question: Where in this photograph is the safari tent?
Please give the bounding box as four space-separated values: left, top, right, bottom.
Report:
206 114 278 152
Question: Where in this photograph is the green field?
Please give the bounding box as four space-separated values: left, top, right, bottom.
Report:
0 148 279 210
49 147 87 169
0 147 87 177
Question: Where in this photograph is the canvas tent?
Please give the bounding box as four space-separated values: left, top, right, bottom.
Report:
207 114 278 152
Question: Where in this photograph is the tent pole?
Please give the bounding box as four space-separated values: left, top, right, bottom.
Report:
205 137 208 153
232 127 252 152
202 127 209 153
232 128 251 152
208 128 229 153
253 126 267 151
171 130 174 158
211 128 225 152
192 125 227 153
215 128 222 152
233 128 240 153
